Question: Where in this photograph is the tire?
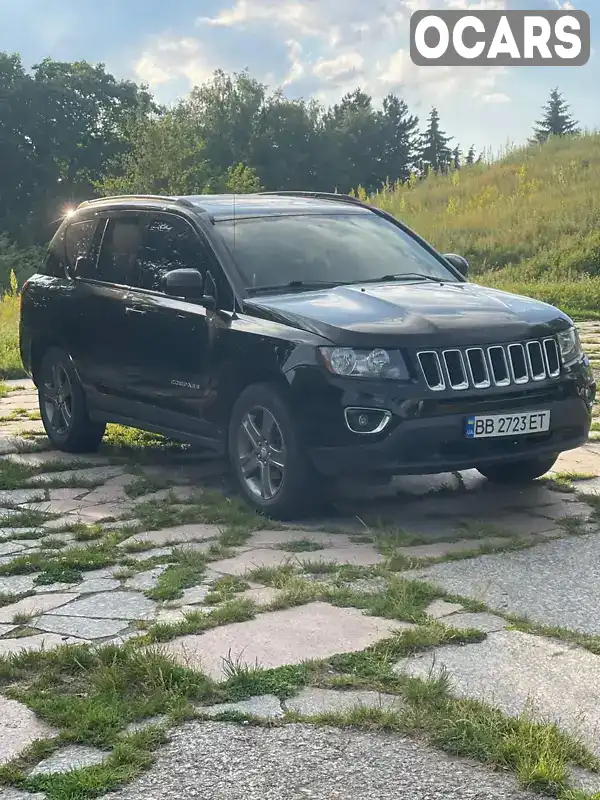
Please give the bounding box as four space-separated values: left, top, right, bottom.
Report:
38 347 106 453
477 454 558 485
228 382 323 520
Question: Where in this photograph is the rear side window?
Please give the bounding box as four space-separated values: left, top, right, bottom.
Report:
96 216 143 286
137 217 202 291
65 219 97 274
42 228 67 278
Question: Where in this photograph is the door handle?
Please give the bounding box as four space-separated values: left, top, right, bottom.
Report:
125 307 147 316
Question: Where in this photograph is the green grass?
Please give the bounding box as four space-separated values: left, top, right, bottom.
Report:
277 538 325 553
368 133 600 319
146 549 208 602
0 278 25 379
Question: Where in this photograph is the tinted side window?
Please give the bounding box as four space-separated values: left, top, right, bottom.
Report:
137 217 202 292
42 227 67 277
65 219 97 276
96 216 143 286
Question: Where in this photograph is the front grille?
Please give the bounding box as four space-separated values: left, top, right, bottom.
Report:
417 338 561 392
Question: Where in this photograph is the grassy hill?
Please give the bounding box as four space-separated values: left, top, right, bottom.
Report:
1 133 600 378
369 132 600 319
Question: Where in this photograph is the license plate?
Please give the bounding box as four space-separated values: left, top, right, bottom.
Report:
465 410 551 439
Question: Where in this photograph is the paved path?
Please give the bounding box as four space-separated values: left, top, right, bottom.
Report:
1 320 600 799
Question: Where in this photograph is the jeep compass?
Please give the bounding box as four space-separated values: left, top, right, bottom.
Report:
19 192 596 519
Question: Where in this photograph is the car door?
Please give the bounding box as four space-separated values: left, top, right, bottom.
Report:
118 212 225 442
71 211 145 412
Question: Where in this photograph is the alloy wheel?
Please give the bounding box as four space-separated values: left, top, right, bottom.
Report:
237 405 286 500
43 362 73 436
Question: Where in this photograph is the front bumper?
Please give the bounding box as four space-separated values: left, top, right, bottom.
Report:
309 392 594 478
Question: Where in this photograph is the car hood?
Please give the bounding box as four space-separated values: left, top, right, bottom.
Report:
245 281 572 347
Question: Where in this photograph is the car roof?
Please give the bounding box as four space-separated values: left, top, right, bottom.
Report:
76 192 370 221
178 194 368 220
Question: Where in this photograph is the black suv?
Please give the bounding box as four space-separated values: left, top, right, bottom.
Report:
20 192 595 518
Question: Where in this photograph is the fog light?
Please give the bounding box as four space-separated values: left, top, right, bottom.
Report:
344 407 392 435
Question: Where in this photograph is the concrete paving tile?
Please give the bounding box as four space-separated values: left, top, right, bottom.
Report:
243 530 353 550
199 695 285 719
0 696 58 765
29 745 108 776
0 789 48 800
211 549 297 576
4 450 109 468
238 587 282 607
285 688 405 716
297 546 385 568
396 537 515 560
162 602 411 680
25 466 126 486
0 633 85 656
394 629 600 756
124 567 169 591
53 591 156 621
425 600 465 619
0 541 27 557
443 612 509 633
0 575 37 595
0 593 78 624
33 614 130 640
96 722 537 800
404 532 600 635
121 523 221 548
0 489 46 506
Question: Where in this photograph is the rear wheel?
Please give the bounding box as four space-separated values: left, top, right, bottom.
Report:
38 347 106 453
228 383 324 519
477 454 558 484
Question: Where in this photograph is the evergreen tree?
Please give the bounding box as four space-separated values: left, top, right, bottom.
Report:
531 88 579 144
466 144 476 165
452 145 461 170
418 107 453 174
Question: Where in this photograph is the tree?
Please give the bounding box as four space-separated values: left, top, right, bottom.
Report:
96 109 215 196
374 94 419 185
418 108 453 174
452 145 461 170
531 88 579 144
465 145 476 165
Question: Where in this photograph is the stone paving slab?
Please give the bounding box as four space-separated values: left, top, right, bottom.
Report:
0 633 85 656
0 696 58 766
199 695 285 719
98 722 538 800
0 789 47 800
25 466 127 486
29 745 109 776
404 532 600 635
3 450 109 468
0 489 46 506
285 688 406 716
394 629 600 756
162 602 411 680
121 523 221 548
0 593 79 624
53 591 156 621
33 614 130 640
0 575 37 595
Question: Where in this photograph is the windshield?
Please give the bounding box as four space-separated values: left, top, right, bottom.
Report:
216 213 458 291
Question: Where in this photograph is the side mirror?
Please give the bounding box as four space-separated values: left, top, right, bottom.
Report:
164 268 215 307
444 253 469 278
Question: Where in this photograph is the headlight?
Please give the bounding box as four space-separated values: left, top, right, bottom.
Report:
320 347 409 379
557 326 583 366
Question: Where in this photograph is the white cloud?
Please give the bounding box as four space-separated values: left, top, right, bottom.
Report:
134 37 215 88
483 92 511 102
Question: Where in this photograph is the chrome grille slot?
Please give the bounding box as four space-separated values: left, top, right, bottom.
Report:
416 337 561 392
417 351 445 391
526 341 546 380
442 349 468 390
543 338 561 377
488 346 510 386
465 348 490 388
507 343 529 384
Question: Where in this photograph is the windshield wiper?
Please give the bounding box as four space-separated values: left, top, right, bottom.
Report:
358 273 445 285
247 280 350 295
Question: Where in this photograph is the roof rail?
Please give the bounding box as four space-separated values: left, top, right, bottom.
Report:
77 195 195 209
255 191 366 207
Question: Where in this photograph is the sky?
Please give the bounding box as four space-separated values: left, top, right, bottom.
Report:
1 0 598 153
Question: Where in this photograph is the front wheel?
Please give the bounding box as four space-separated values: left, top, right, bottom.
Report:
38 347 106 453
477 454 558 484
228 382 324 520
